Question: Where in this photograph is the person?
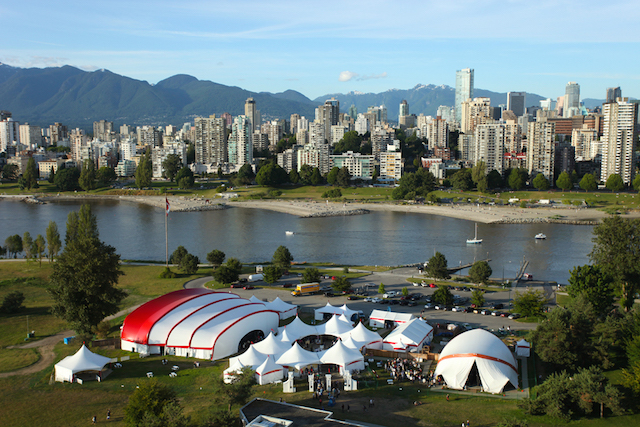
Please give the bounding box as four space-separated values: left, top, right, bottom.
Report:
446 394 450 401
92 415 97 424
466 420 470 427
347 404 350 412
363 404 367 412
107 409 110 420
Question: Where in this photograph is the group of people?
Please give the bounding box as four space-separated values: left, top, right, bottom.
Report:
384 357 429 384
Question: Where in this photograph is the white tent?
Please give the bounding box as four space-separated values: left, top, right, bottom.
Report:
268 297 298 320
249 295 263 303
278 328 296 345
320 340 365 373
316 315 353 337
315 302 359 322
340 335 360 350
434 329 518 394
369 309 414 328
281 316 318 341
251 331 292 360
223 359 246 384
515 339 531 358
275 342 321 370
228 345 267 370
382 318 433 352
54 344 112 383
255 356 286 385
343 322 383 350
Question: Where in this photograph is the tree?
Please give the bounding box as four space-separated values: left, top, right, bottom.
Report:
33 234 46 266
139 401 190 427
471 289 485 307
336 167 351 187
302 267 321 283
508 168 527 190
432 285 454 306
54 167 80 191
310 167 324 185
326 167 340 185
289 169 300 184
532 173 550 191
263 266 282 284
135 152 152 188
46 220 61 262
589 216 640 311
213 258 242 284
23 157 38 190
401 287 409 297
236 164 255 185
487 170 504 189
332 276 351 293
211 366 256 414
5 234 23 258
2 164 19 180
226 258 243 277
580 173 598 192
513 288 547 318
322 188 342 198
567 265 614 316
96 166 117 186
605 174 624 192
124 379 179 426
256 162 288 187
426 252 448 279
49 205 125 336
180 253 199 274
162 154 182 182
272 245 293 270
79 159 96 191
175 167 194 189
556 171 572 191
469 261 492 284
298 164 313 185
378 283 385 295
23 232 33 261
451 169 473 191
1 291 25 314
206 249 225 269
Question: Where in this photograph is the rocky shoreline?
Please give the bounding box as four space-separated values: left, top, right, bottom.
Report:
492 218 599 225
301 208 370 218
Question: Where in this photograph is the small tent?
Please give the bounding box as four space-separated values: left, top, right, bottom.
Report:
281 316 318 341
54 344 112 383
251 331 292 361
383 318 433 352
255 356 286 385
268 297 298 320
315 303 359 322
369 309 414 329
343 322 383 350
515 339 530 357
275 342 321 371
228 345 267 370
223 359 246 384
320 340 365 373
316 314 353 337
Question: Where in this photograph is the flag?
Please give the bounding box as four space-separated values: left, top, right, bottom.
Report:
165 197 170 216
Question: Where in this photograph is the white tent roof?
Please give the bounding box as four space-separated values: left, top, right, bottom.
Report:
278 328 296 344
228 345 267 369
255 356 285 385
54 344 112 382
315 302 358 319
370 309 414 324
343 322 383 350
434 329 518 394
281 316 318 341
270 297 297 313
316 315 353 337
340 335 359 350
515 339 530 357
320 339 365 369
223 359 246 383
383 318 433 351
339 304 359 321
251 331 292 360
249 295 263 303
275 342 321 370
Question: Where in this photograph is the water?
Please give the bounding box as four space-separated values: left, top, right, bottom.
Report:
0 198 594 284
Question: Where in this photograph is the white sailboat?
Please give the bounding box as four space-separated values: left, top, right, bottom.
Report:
466 223 482 244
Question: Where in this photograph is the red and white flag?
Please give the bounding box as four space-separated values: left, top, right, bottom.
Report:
165 197 170 216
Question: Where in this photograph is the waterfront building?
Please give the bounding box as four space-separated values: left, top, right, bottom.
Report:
600 98 638 185
527 121 556 182
455 68 474 123
330 151 375 180
152 141 187 178
379 149 402 181
0 118 20 152
228 115 253 166
277 145 301 173
474 123 505 175
194 115 227 165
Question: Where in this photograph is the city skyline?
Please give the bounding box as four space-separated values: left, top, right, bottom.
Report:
1 1 639 101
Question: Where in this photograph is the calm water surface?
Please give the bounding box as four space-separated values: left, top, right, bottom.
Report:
0 199 593 284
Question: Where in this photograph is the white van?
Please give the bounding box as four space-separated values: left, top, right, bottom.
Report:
383 291 397 299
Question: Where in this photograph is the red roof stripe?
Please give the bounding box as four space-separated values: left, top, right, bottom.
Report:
187 302 266 349
438 352 517 373
209 309 280 360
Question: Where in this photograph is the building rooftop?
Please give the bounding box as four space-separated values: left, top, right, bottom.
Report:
241 398 364 427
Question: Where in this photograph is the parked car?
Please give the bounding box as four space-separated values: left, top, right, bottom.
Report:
243 285 255 290
230 283 243 288
413 282 420 287
493 303 504 309
429 283 437 288
323 291 335 297
491 311 502 316
364 297 373 302
383 291 397 298
379 299 389 305
407 301 417 307
434 304 447 311
480 309 492 315
508 313 521 320
281 283 293 288
420 282 429 287
424 303 434 309
451 306 464 312
371 297 381 303
347 295 358 300
464 306 474 313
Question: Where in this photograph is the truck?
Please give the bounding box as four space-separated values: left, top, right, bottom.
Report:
247 274 264 282
291 283 320 296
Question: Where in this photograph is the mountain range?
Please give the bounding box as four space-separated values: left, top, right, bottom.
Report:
0 63 606 131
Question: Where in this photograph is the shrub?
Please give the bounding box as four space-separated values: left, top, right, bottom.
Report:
159 267 176 278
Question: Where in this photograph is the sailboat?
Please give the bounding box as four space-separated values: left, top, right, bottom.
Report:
466 223 482 244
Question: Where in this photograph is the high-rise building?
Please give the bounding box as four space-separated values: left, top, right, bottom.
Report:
527 121 556 182
49 122 68 146
455 68 474 123
289 114 301 136
399 100 409 118
507 92 526 117
606 87 622 104
194 115 227 165
564 82 580 118
244 98 260 134
0 118 20 152
460 97 492 134
93 120 114 141
571 127 599 161
474 124 505 176
348 105 357 120
19 123 42 148
315 98 339 144
600 98 638 185
228 115 253 166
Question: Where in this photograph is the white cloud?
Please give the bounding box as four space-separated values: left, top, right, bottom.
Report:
340 71 387 82
339 71 358 82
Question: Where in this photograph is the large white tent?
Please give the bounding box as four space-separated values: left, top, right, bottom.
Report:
369 310 414 329
315 315 353 337
228 345 267 369
315 302 359 322
269 297 298 320
251 331 292 360
255 356 286 385
342 322 383 350
275 342 321 370
320 340 365 373
434 329 518 394
281 316 319 341
382 318 433 352
54 344 112 383
223 359 246 384
515 339 530 358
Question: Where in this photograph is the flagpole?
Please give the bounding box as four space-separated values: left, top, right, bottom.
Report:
165 196 169 267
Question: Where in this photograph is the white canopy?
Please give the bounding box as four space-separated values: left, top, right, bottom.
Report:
320 340 365 373
282 316 318 341
315 302 359 322
369 309 414 328
343 322 383 350
54 344 112 383
268 297 298 320
434 329 518 394
278 328 296 345
275 342 321 370
383 318 433 352
223 359 246 384
255 356 286 385
515 339 530 358
251 331 292 360
228 345 267 369
316 315 354 337
249 295 263 303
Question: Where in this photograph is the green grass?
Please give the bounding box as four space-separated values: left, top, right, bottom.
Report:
556 293 572 307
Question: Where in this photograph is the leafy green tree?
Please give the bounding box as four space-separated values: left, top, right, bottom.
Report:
471 160 486 187
333 131 364 154
236 164 255 185
79 159 96 191
605 174 624 192
255 162 288 186
65 204 99 244
139 401 190 427
532 173 550 191
175 167 194 189
288 169 300 184
135 152 152 188
1 290 25 314
298 164 313 185
336 167 351 187
326 167 339 185
514 288 547 318
633 174 640 192
332 276 351 293
378 283 385 295
556 171 572 191
170 246 189 265
186 143 195 164
451 169 473 191
471 289 485 307
206 249 225 269
469 261 492 284
211 366 256 414
310 167 324 185
49 205 125 336
124 379 179 426
213 265 237 284
272 245 293 270
487 170 503 189
23 157 38 190
23 232 33 261
263 266 282 284
589 216 640 311
161 154 182 182
2 164 19 180
567 265 614 316
302 267 321 283
426 252 448 279
322 188 342 198
5 234 23 258
580 173 598 192
54 167 80 191
46 221 61 262
508 168 527 190
432 285 454 306
401 287 409 297
33 234 46 266
180 253 199 274
96 166 117 186
226 258 243 277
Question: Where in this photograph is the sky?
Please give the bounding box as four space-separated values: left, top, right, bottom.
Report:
2 0 640 101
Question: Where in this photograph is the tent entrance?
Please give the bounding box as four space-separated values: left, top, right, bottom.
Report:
464 362 482 388
237 330 265 353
